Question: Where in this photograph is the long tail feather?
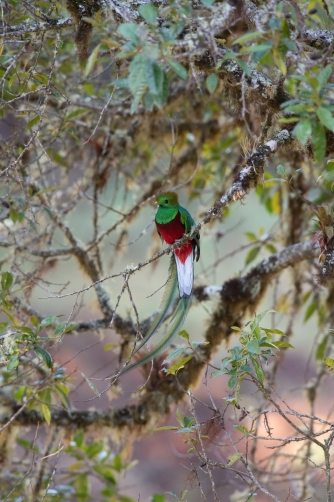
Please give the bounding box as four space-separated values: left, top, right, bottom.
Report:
174 252 193 298
130 256 179 358
116 297 190 377
115 257 179 378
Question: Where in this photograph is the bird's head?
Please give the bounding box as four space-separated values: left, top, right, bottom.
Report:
155 192 179 208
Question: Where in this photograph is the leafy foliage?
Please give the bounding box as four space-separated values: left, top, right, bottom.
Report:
1 0 334 500
211 311 291 398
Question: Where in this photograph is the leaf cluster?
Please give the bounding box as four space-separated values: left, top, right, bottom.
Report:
211 311 292 402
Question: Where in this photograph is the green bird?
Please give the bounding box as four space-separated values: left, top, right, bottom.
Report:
116 191 200 378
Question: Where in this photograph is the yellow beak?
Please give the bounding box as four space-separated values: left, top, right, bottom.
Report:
154 201 158 205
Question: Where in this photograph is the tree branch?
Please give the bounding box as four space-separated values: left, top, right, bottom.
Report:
0 240 318 432
0 17 73 39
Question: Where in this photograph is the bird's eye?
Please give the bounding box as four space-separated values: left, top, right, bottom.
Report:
165 200 168 204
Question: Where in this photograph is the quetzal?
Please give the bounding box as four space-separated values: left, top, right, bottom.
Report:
116 191 200 377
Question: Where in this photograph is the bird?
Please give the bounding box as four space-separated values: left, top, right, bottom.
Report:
115 191 200 378
155 192 200 298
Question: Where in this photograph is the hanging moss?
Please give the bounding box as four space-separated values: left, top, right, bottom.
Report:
61 0 102 65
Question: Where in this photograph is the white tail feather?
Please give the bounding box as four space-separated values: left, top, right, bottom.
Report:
174 252 193 298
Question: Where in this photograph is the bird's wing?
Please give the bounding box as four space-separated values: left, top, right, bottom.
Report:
179 206 194 232
179 207 200 261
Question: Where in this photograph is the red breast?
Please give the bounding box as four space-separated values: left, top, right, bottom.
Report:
156 212 193 264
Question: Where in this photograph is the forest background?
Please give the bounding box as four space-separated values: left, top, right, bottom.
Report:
1 0 334 501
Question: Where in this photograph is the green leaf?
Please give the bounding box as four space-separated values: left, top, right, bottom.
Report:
253 309 272 326
246 339 260 355
166 492 179 500
251 358 264 382
178 329 189 340
34 347 53 368
183 416 194 428
55 386 72 412
112 454 123 472
233 31 263 45
304 302 316 322
2 308 16 324
234 425 249 435
0 322 9 334
111 77 129 88
240 41 273 53
260 341 279 350
211 358 230 377
144 91 155 110
154 70 168 107
276 164 286 177
262 328 286 336
177 426 197 433
166 58 188 80
273 50 287 76
26 114 40 130
240 364 252 372
145 60 164 95
118 23 141 44
175 408 184 426
138 4 158 25
119 496 136 502
64 109 88 122
33 73 48 85
9 208 18 223
76 474 89 498
86 442 104 459
227 452 242 466
316 335 328 361
313 123 326 161
162 346 187 364
228 374 237 389
129 54 147 113
1 271 13 290
46 148 69 168
317 107 334 132
40 316 58 327
19 326 35 335
41 403 51 425
93 465 117 484
192 341 209 347
152 495 165 502
54 321 77 336
84 44 100 78
14 385 26 400
35 185 61 196
223 396 238 405
206 74 218 93
7 353 19 371
81 372 100 396
244 232 257 242
245 246 260 265
324 357 334 369
154 426 179 431
16 438 33 449
279 116 299 123
200 0 215 5
165 355 193 375
103 343 117 351
294 119 312 144
234 57 252 76
265 243 277 254
317 65 332 89
272 341 294 349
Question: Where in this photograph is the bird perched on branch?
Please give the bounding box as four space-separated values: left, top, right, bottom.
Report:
116 191 200 377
